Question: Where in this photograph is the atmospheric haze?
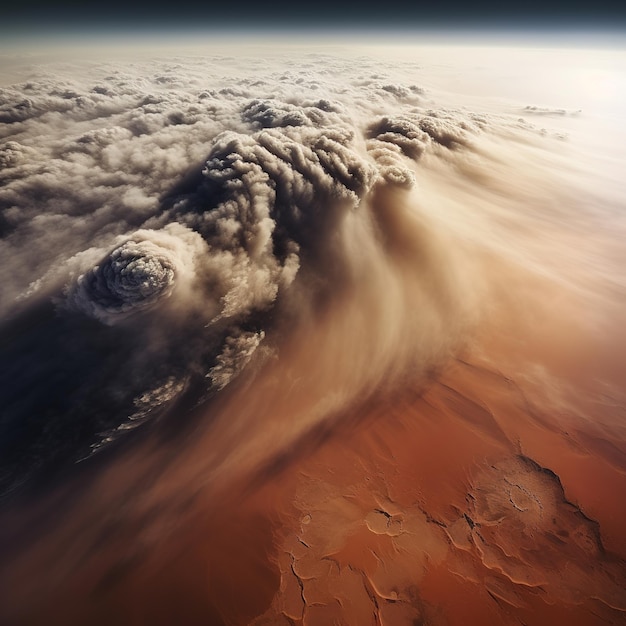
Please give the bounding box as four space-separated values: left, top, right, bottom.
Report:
0 34 625 626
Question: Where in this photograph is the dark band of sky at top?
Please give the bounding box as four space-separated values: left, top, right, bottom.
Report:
3 0 626 32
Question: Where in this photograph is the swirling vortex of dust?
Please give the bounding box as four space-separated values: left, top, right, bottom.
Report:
66 226 199 325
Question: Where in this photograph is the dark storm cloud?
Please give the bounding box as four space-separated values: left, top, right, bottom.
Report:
364 111 486 185
0 56 492 327
0 52 518 496
207 329 266 391
0 70 237 311
378 83 425 102
194 126 376 224
368 116 432 159
66 225 202 325
416 110 485 148
0 78 140 125
240 98 352 132
0 141 32 169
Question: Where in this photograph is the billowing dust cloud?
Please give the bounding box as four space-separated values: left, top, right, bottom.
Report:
0 42 625 626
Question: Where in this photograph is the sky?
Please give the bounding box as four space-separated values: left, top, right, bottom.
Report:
2 0 626 33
